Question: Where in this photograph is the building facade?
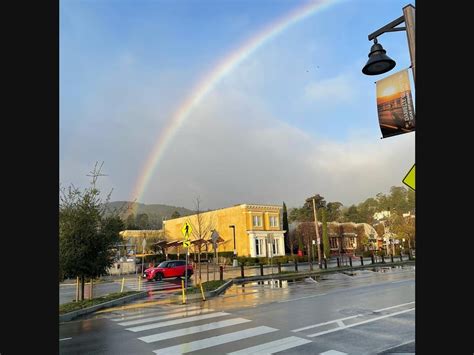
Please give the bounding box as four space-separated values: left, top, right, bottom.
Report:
163 204 285 258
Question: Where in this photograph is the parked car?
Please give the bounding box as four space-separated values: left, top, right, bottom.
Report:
143 260 193 281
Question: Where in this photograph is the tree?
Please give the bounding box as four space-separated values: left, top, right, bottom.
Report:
189 197 215 280
171 210 181 219
136 213 150 229
321 208 330 259
357 198 378 224
59 162 124 300
390 213 415 249
125 213 140 229
289 194 327 222
295 222 316 259
287 229 297 256
282 202 290 254
326 202 343 222
344 205 361 222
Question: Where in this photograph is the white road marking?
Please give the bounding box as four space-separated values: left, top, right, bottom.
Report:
111 306 202 321
319 350 347 355
278 293 327 303
152 326 277 354
391 280 413 284
138 318 251 343
376 338 415 354
59 337 72 341
374 301 415 312
126 312 230 332
307 308 415 337
292 315 360 332
118 308 214 326
227 336 312 354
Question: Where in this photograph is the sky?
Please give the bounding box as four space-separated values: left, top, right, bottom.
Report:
60 0 415 211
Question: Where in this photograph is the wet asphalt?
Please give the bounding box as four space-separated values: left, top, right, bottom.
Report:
60 265 415 354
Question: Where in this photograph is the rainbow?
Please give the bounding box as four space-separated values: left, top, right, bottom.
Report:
129 0 340 210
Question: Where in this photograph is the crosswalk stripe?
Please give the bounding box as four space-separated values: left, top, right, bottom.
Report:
118 309 214 326
138 318 251 343
227 336 312 354
111 306 202 322
292 315 361 332
152 326 278 354
307 308 415 337
126 312 230 332
373 301 415 313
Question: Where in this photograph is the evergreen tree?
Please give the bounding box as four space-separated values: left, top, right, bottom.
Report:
282 202 290 254
322 208 330 258
59 163 124 299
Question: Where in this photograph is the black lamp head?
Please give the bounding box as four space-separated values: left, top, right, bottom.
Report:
362 39 396 75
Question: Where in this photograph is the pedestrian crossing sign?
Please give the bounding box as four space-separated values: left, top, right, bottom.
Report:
183 240 190 248
402 164 415 190
181 222 192 238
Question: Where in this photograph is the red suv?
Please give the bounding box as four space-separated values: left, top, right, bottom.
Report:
143 260 193 281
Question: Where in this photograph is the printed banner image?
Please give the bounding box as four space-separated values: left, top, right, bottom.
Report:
376 69 415 138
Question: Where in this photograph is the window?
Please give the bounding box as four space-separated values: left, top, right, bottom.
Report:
255 238 267 256
269 216 279 227
272 239 278 255
253 215 262 227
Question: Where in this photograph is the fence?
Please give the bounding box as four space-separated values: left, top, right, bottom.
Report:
65 252 415 303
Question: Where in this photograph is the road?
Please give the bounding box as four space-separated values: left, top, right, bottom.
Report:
60 256 403 305
60 265 414 354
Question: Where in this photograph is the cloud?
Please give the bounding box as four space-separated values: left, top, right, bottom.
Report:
303 74 357 103
142 88 415 210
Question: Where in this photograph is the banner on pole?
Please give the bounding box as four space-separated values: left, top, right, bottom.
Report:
376 69 415 138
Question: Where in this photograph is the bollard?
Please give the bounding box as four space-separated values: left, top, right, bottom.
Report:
337 258 340 267
120 277 125 293
241 263 245 278
75 276 79 302
400 254 403 262
381 255 385 263
324 258 327 269
391 255 394 263
360 256 364 266
278 262 281 274
219 266 223 281
371 254 375 264
138 276 142 291
294 260 298 272
260 264 264 276
181 279 186 304
199 277 206 301
349 257 352 268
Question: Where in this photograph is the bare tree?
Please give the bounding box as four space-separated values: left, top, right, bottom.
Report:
295 222 316 261
187 197 215 281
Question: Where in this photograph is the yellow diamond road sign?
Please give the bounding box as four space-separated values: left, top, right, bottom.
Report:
402 164 415 191
181 222 192 238
183 240 190 248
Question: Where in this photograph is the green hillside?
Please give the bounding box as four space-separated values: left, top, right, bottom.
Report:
105 201 195 229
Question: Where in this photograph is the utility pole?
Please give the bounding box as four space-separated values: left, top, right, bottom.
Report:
312 198 322 268
403 4 415 82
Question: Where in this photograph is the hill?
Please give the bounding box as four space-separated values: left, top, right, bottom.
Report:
105 201 195 229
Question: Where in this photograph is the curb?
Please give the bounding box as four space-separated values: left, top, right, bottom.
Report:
59 291 148 322
169 279 234 304
233 260 415 284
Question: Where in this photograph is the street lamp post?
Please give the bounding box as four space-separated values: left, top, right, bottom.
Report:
229 225 238 267
362 4 415 82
